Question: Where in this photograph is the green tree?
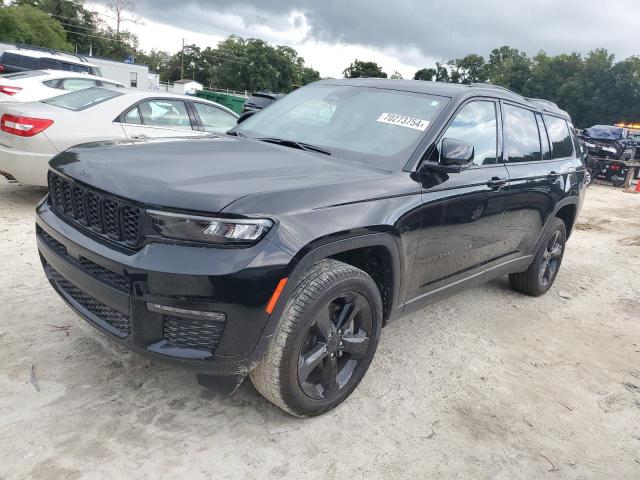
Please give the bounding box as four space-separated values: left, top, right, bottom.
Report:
390 70 403 79
343 59 387 78
448 54 487 84
414 67 436 81
0 4 71 50
485 46 531 92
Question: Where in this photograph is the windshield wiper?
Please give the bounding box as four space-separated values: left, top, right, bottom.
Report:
226 130 245 137
257 137 331 155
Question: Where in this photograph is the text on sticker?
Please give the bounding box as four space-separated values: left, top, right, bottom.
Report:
377 113 429 131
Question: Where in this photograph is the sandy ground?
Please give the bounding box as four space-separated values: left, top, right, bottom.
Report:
0 179 639 480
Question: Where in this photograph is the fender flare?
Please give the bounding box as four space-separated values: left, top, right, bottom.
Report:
250 232 404 362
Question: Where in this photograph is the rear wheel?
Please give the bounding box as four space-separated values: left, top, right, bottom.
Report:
250 259 382 416
509 217 566 296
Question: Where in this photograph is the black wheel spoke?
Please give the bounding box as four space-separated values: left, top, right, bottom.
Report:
341 334 370 360
335 295 368 331
298 343 327 384
322 356 339 397
313 308 333 340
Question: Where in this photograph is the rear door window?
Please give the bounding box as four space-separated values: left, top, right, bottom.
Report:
137 99 193 130
544 115 574 159
504 104 542 162
123 106 142 124
192 102 237 133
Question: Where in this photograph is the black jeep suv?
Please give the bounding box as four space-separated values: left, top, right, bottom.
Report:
36 79 585 416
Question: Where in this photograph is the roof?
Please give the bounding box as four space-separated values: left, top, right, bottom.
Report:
174 79 202 84
315 78 571 119
4 48 98 67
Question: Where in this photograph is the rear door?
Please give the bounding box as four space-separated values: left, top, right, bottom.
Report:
120 98 202 139
501 104 575 256
408 98 509 299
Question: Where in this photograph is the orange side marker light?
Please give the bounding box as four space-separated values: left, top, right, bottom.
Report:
265 278 288 314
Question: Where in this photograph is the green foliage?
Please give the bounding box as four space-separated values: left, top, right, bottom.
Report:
343 59 387 78
414 46 640 126
0 4 71 50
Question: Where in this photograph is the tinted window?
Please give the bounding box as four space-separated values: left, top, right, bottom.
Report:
192 103 237 134
123 107 142 124
61 78 98 91
42 87 122 111
544 115 573 159
2 53 39 69
237 84 447 169
504 104 542 162
536 114 551 160
138 99 192 129
39 58 58 70
61 62 90 74
438 100 497 166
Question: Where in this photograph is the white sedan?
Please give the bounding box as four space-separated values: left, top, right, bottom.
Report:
0 88 239 186
0 70 125 102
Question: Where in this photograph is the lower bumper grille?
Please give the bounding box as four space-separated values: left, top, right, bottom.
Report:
163 315 225 353
46 265 130 337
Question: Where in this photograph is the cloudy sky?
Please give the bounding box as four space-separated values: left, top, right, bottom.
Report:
88 0 640 78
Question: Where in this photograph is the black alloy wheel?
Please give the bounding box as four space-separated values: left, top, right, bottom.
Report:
297 291 373 400
538 230 563 288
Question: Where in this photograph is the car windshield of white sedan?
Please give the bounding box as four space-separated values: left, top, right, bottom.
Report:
42 87 123 111
236 84 447 169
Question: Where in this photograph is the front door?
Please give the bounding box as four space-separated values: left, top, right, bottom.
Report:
407 99 509 302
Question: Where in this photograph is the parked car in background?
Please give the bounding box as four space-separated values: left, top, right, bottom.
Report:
35 79 585 416
0 70 125 102
0 48 102 76
242 91 284 113
0 88 238 186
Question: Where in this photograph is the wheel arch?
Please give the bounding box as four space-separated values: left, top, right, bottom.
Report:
251 233 404 363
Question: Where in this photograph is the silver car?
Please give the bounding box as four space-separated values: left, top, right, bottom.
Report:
0 88 238 186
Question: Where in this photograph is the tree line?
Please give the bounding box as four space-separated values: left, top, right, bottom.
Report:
344 48 640 127
1 2 639 126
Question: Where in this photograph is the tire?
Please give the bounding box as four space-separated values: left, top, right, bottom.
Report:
585 167 593 187
250 259 382 416
509 217 567 296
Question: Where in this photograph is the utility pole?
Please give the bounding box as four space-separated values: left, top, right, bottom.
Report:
180 38 185 79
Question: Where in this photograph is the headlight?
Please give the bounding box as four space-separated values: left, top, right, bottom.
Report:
602 146 617 153
146 210 273 246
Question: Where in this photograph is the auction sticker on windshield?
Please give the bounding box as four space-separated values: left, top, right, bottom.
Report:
377 113 429 131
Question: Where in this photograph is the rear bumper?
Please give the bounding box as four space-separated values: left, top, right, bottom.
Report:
0 144 51 186
36 198 293 376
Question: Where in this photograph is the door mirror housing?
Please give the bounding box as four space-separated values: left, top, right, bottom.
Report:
441 138 474 166
422 138 475 173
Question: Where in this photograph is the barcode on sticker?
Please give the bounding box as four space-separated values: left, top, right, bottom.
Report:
377 113 429 131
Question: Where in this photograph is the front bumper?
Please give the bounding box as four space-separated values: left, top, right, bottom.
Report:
36 198 292 376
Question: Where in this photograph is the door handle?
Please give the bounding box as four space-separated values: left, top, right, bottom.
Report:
487 177 507 189
547 171 561 180
130 134 149 140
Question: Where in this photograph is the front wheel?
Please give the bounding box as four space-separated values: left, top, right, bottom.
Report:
509 217 567 296
250 259 382 416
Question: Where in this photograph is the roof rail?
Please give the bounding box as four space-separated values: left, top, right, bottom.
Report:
15 44 61 56
468 82 518 95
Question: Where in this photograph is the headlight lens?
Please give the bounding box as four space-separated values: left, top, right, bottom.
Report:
146 210 273 246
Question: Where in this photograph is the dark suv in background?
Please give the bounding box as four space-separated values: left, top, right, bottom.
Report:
36 79 585 416
241 91 284 113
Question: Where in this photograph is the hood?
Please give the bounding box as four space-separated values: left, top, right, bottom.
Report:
50 136 391 214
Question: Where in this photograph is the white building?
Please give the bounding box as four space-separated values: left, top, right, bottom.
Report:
169 79 203 95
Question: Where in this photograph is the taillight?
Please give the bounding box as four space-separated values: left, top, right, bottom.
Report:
0 114 54 137
0 85 22 96
0 65 4 73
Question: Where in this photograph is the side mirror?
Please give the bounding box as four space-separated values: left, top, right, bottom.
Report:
237 110 256 124
441 138 474 166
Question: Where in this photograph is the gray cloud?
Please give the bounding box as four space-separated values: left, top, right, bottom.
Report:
130 0 640 62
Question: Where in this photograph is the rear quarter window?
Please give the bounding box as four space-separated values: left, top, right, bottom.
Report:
544 115 574 158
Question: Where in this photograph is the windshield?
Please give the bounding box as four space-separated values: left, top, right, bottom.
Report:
235 84 447 169
42 87 123 111
585 125 623 140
